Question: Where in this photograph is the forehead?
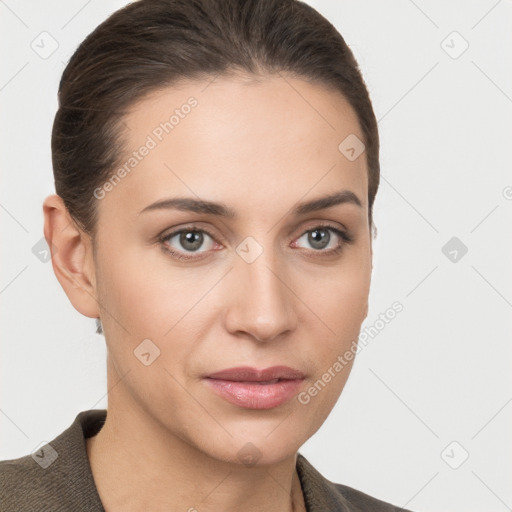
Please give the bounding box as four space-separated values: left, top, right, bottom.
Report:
98 73 368 222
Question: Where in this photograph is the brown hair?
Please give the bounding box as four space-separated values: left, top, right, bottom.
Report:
52 0 379 238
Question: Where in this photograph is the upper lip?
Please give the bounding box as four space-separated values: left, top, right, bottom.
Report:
206 366 305 382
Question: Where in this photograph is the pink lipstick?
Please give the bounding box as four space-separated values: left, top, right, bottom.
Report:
204 366 305 410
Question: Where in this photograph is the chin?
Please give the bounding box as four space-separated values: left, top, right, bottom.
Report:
190 416 312 468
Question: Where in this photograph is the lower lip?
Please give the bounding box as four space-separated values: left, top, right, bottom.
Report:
205 378 304 410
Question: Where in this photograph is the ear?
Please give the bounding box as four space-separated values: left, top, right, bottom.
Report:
42 194 100 319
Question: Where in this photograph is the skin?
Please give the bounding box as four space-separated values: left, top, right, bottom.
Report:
43 72 373 512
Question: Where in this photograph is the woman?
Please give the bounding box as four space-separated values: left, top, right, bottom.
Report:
0 1 413 510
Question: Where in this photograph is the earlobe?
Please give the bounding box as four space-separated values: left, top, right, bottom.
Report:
42 194 100 319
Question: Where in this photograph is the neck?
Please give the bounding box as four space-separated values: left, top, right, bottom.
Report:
85 367 306 512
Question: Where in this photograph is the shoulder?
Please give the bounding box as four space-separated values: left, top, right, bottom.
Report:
0 440 80 512
0 451 59 511
296 453 413 512
330 481 410 512
0 409 107 512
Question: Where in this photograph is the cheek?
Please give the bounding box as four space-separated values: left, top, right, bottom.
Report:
95 245 219 368
99 256 162 325
97 245 191 329
316 253 371 333
299 272 369 423
311 286 366 380
305 248 371 377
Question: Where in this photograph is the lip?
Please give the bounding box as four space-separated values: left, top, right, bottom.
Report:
204 366 305 410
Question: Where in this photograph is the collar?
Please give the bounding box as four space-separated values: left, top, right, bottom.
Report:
51 409 400 511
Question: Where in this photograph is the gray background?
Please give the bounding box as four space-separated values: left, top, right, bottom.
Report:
1 1 511 511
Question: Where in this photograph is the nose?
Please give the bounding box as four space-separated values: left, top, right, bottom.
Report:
223 250 297 343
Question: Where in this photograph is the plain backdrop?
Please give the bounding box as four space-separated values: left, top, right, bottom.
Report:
1 1 511 511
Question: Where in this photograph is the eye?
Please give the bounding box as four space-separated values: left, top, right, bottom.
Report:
158 223 354 262
292 225 353 255
159 226 218 261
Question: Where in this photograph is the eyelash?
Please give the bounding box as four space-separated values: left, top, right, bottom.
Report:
158 223 354 262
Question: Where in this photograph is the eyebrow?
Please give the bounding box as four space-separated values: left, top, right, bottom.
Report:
138 190 362 217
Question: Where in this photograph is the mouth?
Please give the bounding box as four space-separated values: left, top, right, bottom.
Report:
204 366 306 410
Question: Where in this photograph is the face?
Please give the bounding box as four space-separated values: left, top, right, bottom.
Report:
90 73 372 465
